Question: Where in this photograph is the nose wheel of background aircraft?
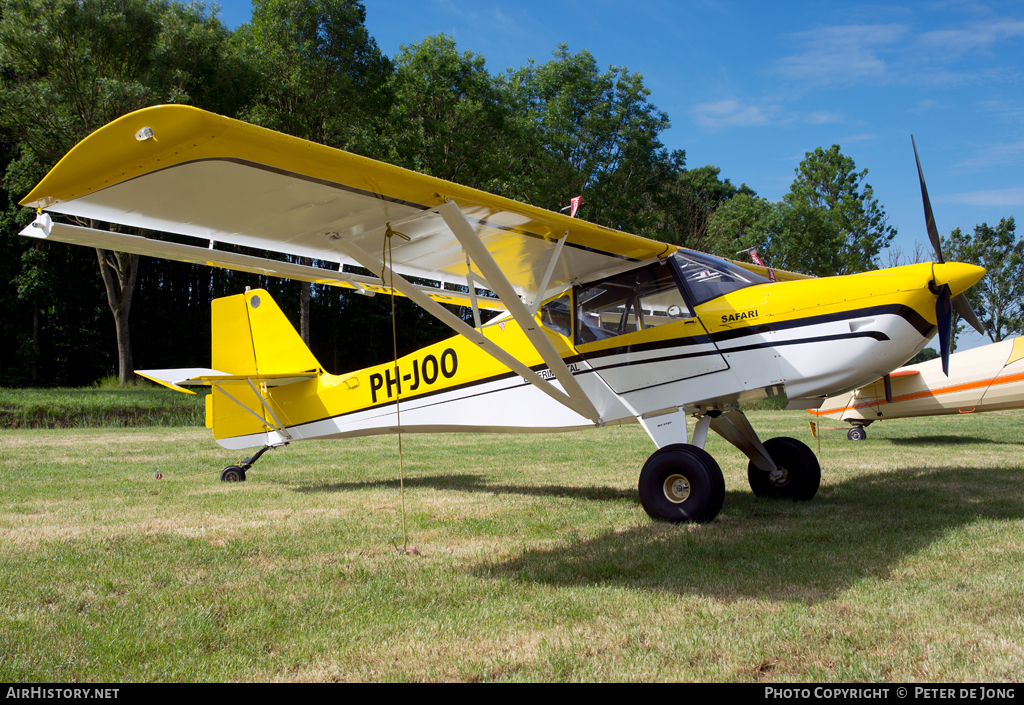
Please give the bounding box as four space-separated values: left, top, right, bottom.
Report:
847 427 867 441
638 443 726 523
747 437 820 501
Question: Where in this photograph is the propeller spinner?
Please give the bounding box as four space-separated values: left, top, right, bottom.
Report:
912 136 987 375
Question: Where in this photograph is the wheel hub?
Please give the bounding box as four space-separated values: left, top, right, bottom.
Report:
663 474 691 503
769 466 789 486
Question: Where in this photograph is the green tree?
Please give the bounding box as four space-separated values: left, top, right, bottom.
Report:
0 0 243 384
706 193 791 265
783 145 896 275
385 34 517 189
942 217 1022 347
240 0 392 154
708 145 896 276
506 45 684 233
239 0 392 345
905 346 940 366
651 165 755 253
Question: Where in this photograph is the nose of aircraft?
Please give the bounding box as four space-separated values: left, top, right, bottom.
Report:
932 262 986 297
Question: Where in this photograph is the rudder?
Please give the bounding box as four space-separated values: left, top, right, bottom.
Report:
207 289 322 448
212 289 322 375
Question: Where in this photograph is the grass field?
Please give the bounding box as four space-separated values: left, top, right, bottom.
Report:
1 410 1023 682
0 387 205 429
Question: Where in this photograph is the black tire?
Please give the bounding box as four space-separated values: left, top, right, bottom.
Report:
747 437 820 501
847 427 867 441
638 444 725 523
220 465 246 482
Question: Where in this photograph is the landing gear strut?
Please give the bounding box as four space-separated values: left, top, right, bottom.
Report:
219 443 285 482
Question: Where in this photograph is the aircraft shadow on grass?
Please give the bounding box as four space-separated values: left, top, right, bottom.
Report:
287 474 634 502
285 463 1024 603
881 435 1017 446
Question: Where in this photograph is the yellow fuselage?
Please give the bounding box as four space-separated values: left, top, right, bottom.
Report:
206 261 984 450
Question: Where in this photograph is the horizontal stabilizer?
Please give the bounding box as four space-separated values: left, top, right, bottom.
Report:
136 368 318 394
136 368 230 394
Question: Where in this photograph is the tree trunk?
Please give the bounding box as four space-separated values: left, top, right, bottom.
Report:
96 247 139 385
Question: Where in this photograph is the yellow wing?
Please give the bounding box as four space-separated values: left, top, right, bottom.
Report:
21 104 678 308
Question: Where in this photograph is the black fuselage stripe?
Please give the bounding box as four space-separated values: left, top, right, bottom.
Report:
710 304 933 342
582 331 889 375
573 304 930 361
283 325 900 434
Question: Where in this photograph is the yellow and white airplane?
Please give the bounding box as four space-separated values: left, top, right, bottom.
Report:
19 106 985 523
809 337 1024 440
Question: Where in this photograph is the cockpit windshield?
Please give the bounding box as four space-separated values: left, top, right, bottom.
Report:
673 251 769 305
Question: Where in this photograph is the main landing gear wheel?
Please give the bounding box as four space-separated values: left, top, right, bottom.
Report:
220 465 246 482
847 427 867 441
638 444 726 523
747 437 820 501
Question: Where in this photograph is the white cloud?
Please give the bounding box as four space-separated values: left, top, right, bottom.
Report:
692 103 853 131
954 141 1024 170
805 110 844 124
836 133 879 143
692 99 776 129
942 187 1024 207
774 16 1024 89
775 24 907 87
919 20 1024 58
907 99 944 113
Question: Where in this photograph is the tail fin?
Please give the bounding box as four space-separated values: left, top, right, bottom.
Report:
212 289 322 375
207 289 322 448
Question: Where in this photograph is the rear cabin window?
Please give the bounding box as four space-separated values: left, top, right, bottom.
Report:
575 262 691 344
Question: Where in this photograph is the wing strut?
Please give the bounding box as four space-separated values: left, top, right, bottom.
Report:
327 202 601 423
529 231 568 317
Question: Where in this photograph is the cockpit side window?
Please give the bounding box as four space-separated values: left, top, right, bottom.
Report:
575 261 692 344
539 293 573 337
672 251 769 306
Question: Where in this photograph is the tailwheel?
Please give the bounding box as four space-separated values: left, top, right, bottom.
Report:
638 444 726 523
220 465 246 482
747 437 820 501
847 426 867 441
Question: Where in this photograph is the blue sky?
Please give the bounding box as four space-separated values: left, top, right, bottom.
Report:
216 0 1024 349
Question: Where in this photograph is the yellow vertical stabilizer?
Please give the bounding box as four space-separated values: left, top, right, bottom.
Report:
211 289 322 375
208 289 323 445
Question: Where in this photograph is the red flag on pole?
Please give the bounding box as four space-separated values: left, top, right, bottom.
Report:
570 196 583 218
749 249 776 282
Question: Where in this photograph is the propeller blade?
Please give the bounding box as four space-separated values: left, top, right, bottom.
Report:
952 293 987 337
912 135 945 265
935 283 952 376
